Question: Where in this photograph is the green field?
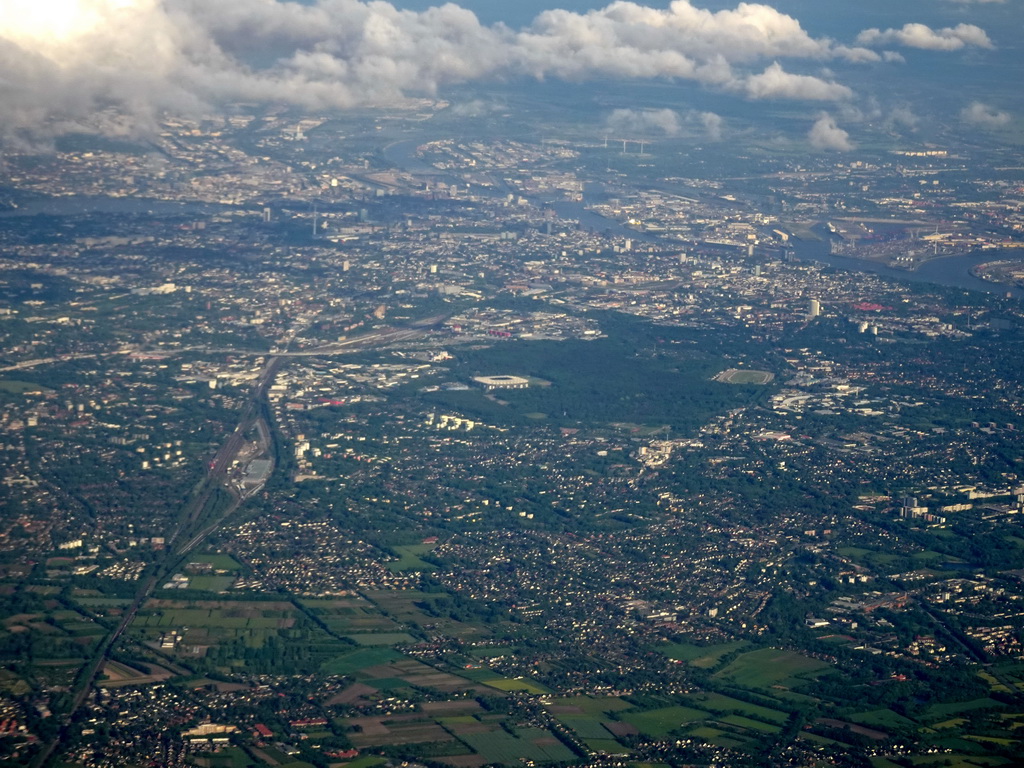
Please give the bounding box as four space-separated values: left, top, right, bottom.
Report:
557 716 618 740
340 757 387 768
344 632 417 646
548 696 633 715
460 727 576 765
584 738 629 754
924 699 1005 721
184 575 235 592
320 648 404 675
621 706 710 738
682 692 789 724
302 598 408 638
659 640 750 668
713 648 831 691
850 709 917 730
687 725 753 750
362 590 490 641
799 731 845 747
480 676 550 694
909 756 1014 768
0 379 52 394
717 714 782 734
201 747 255 768
837 547 903 567
387 544 438 572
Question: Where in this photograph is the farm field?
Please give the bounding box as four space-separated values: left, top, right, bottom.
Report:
319 647 403 676
682 692 790 724
361 590 497 641
129 598 353 675
343 632 417 646
850 709 917 730
460 727 576 765
658 640 750 668
713 648 831 691
621 706 710 738
924 699 1006 722
339 710 575 766
546 695 633 715
686 725 754 750
717 714 782 734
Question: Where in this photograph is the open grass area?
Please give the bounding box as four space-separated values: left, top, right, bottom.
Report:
713 648 831 691
199 747 255 768
387 544 438 572
547 696 633 716
0 379 53 394
717 714 782 734
479 676 550 694
338 757 387 768
184 576 234 592
686 725 753 750
344 632 417 646
924 699 1005 721
798 732 845 747
659 640 750 668
682 692 789 724
302 598 407 637
583 738 629 754
621 706 710 738
836 547 903 567
909 756 1013 768
977 671 1011 693
850 709 917 730
963 735 1018 747
460 727 576 765
320 648 404 676
362 590 492 641
556 716 617 740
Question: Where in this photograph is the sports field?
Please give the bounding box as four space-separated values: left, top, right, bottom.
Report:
714 368 774 385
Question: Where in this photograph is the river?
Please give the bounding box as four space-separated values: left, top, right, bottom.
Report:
9 147 1018 300
0 196 235 218
549 193 1023 299
383 140 1020 299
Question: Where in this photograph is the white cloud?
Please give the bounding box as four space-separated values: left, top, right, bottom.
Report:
961 101 1011 128
889 105 920 129
696 111 724 141
0 0 899 144
808 112 854 150
744 63 853 101
856 23 993 51
607 108 683 136
449 100 504 118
